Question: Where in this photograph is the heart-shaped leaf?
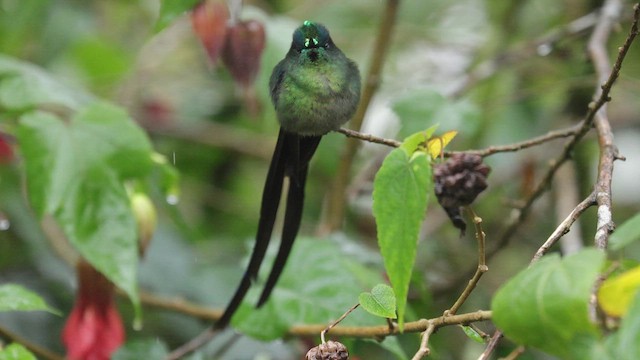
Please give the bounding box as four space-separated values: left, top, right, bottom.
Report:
359 284 397 319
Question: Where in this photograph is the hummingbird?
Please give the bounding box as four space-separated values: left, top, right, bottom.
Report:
217 20 361 328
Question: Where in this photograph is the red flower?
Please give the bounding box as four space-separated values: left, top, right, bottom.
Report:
62 260 124 360
191 0 229 64
0 132 14 164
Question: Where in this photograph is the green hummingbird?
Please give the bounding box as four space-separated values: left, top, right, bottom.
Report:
217 20 361 328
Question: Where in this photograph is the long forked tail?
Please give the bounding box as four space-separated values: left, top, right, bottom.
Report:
257 134 321 306
215 129 288 328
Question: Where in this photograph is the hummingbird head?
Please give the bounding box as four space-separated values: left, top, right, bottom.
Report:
292 21 334 60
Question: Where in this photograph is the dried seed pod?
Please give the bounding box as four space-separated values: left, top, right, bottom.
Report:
305 340 349 360
221 19 266 88
191 0 229 64
433 153 491 235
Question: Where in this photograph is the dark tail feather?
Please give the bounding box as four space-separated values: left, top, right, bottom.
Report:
257 135 321 307
216 129 288 328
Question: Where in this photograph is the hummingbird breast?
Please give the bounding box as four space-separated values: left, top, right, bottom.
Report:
274 54 361 136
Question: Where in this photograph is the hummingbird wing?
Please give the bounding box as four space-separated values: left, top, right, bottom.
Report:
257 133 321 306
216 128 288 328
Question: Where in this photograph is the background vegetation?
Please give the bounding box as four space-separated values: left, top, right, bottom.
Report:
1 0 640 359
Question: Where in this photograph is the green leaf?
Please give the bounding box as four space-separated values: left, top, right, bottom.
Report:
17 101 154 321
113 339 169 360
155 0 201 33
460 325 485 344
54 166 140 316
0 54 92 111
0 343 37 360
606 290 640 360
610 212 640 251
359 284 397 319
491 248 605 358
373 138 432 330
231 238 385 340
0 284 60 315
400 125 437 154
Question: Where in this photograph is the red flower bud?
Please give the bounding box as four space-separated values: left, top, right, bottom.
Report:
221 20 266 88
0 133 14 164
191 0 229 64
62 260 124 360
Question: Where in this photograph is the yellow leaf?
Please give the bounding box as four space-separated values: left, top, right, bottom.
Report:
426 130 457 158
598 265 640 317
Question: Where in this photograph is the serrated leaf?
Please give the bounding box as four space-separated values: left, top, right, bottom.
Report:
54 166 140 316
359 284 397 319
460 325 485 343
0 54 92 111
231 238 385 340
17 101 155 321
491 248 605 358
0 284 60 315
610 212 640 251
598 265 640 317
155 0 201 32
0 343 37 360
373 140 432 330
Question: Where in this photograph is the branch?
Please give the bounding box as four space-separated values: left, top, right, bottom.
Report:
489 0 636 256
411 322 436 360
321 0 400 233
446 209 488 316
289 310 492 338
532 192 596 262
0 324 64 360
588 0 638 248
336 122 581 156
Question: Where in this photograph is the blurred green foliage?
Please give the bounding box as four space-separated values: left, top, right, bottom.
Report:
1 0 640 359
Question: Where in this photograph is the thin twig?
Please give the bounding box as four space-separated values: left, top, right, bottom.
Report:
588 1 639 249
135 289 489 338
502 346 526 360
336 122 581 157
447 209 488 316
488 0 637 257
532 192 596 262
321 303 360 344
336 127 401 148
165 327 220 360
0 325 64 360
322 0 400 233
477 5 637 356
411 322 436 360
477 330 503 360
